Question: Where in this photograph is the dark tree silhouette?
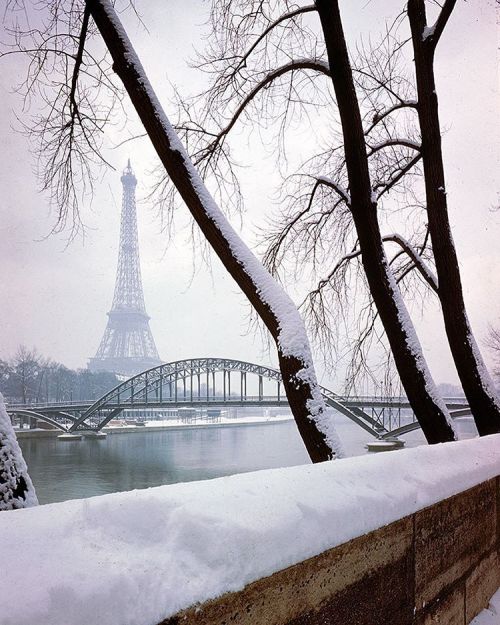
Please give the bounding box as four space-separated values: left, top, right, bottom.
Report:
313 0 453 443
161 0 455 443
407 0 500 436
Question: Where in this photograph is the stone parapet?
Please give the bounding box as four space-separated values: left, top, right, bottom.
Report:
163 478 500 625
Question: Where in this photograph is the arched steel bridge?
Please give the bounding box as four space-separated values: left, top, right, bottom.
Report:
7 357 470 439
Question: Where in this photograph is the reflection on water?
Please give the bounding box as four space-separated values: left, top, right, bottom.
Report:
20 421 304 504
19 414 474 505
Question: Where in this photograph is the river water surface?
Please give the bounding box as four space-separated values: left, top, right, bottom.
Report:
20 413 474 505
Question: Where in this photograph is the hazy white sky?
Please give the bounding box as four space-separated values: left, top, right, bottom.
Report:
0 0 498 391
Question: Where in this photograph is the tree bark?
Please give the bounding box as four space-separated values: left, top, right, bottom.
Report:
87 0 340 463
408 0 500 436
315 0 455 443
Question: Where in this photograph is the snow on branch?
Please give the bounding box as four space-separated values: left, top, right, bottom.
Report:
367 138 421 156
383 234 438 293
315 176 350 205
422 0 458 46
307 231 437 301
364 101 418 136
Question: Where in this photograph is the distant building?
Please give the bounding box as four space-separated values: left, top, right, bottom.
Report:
88 161 162 377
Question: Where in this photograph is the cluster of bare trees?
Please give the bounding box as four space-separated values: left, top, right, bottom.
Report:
0 346 119 404
0 344 117 509
1 0 498 509
162 0 500 440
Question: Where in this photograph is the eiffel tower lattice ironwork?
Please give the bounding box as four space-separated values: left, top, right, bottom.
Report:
88 160 162 377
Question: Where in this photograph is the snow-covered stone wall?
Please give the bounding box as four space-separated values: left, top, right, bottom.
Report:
0 435 500 625
168 478 499 625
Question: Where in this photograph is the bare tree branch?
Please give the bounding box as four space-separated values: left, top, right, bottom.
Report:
367 138 421 156
223 5 318 79
374 153 422 199
314 175 350 205
364 100 418 135
424 0 458 48
192 59 331 166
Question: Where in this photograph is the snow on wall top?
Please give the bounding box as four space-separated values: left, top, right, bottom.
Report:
1 435 500 625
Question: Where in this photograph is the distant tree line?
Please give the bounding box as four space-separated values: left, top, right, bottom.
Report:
0 346 118 404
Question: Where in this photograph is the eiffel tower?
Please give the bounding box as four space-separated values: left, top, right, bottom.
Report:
88 160 162 377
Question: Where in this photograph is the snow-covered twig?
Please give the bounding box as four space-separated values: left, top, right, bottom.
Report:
383 233 438 293
364 100 418 136
367 138 421 156
315 176 351 205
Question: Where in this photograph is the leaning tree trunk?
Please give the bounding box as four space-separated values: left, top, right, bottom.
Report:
315 0 455 444
87 0 342 463
0 394 38 511
408 0 500 436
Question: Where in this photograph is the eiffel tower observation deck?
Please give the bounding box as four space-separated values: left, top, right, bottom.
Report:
88 160 162 377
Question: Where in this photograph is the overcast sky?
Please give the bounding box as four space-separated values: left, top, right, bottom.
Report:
0 0 498 391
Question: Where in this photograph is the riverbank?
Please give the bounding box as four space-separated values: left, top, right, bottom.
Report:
14 414 294 438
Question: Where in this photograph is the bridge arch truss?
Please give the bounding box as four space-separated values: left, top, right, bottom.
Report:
70 358 297 431
8 358 470 438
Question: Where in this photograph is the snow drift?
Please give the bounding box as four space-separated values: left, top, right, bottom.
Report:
0 435 499 625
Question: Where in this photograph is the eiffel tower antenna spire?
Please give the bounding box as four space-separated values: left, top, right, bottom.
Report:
88 161 162 376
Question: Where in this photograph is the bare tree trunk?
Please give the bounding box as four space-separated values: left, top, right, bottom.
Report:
315 0 455 444
408 0 500 436
87 0 342 463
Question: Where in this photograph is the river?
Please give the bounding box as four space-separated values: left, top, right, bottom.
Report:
19 413 475 505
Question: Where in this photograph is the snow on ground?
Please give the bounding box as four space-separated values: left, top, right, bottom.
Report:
1 435 500 625
470 587 500 625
